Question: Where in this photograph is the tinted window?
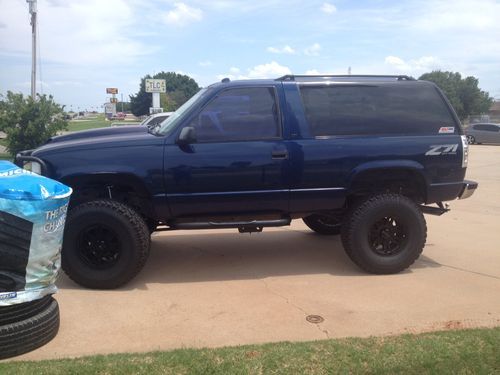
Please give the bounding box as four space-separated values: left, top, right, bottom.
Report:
485 125 499 132
473 124 486 130
300 84 456 137
189 87 280 142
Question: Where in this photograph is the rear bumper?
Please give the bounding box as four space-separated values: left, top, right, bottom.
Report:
458 180 478 200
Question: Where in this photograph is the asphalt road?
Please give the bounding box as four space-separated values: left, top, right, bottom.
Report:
14 145 500 361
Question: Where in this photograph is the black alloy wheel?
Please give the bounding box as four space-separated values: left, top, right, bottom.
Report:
62 200 150 289
341 194 427 274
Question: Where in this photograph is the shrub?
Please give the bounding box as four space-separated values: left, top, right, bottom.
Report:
0 92 68 156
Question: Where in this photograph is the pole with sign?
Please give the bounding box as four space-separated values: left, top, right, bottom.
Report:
105 88 118 119
145 79 166 114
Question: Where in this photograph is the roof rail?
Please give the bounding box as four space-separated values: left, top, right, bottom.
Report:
276 75 416 82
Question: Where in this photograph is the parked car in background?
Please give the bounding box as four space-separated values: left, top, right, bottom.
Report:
140 112 173 129
466 123 500 144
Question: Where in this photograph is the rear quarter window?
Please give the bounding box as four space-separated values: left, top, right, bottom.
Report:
299 84 458 137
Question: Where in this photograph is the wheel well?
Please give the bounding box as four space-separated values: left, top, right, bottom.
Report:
348 168 427 204
61 174 155 222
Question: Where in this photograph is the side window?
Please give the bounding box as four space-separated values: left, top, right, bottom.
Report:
299 84 457 137
148 116 168 126
188 87 280 142
485 125 499 132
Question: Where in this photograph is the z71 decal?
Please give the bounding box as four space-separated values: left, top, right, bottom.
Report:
425 144 459 156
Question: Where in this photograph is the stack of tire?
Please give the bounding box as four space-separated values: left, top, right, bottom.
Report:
0 161 71 360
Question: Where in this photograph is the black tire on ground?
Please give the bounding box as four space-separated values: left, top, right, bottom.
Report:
466 135 475 144
0 295 52 326
0 296 59 360
62 200 150 289
303 214 342 235
341 194 427 274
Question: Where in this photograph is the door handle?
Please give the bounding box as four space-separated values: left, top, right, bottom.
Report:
271 150 288 159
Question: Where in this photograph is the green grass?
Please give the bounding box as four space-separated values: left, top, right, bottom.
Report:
1 328 499 374
67 114 140 132
66 114 111 132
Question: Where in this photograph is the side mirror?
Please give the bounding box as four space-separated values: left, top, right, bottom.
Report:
177 126 197 145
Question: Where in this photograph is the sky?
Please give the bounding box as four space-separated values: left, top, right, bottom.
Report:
0 0 499 110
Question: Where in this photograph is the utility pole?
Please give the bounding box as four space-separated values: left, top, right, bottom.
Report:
27 0 37 99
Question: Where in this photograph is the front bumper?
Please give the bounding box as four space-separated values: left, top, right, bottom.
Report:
458 180 478 200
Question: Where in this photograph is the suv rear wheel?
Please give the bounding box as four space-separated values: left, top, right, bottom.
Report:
62 200 150 289
341 194 426 274
303 214 342 235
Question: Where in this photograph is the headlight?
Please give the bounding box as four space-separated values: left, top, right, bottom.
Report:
24 161 42 175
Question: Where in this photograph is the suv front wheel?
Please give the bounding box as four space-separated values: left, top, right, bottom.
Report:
62 200 150 289
341 194 426 274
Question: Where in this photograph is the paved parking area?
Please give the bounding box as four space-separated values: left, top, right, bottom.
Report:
16 145 500 360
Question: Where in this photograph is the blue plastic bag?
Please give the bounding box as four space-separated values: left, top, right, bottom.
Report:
0 161 72 305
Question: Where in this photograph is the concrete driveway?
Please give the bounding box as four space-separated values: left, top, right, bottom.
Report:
16 145 500 360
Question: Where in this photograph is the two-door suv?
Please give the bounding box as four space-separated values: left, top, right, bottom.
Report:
16 75 477 289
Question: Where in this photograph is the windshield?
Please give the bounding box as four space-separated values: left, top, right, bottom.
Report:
156 88 209 135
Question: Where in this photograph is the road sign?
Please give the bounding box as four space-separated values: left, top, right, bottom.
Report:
110 97 118 103
106 88 118 94
145 79 166 93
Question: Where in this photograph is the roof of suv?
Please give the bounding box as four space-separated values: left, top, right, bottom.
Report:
210 75 428 88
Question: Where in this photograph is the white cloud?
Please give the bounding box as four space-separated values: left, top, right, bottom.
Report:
247 61 291 79
217 61 291 81
385 55 440 72
0 0 149 66
412 0 499 32
304 69 344 75
198 60 212 67
163 3 203 26
321 2 337 14
267 45 296 54
304 43 321 56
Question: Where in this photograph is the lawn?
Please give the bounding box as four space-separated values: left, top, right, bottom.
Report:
67 114 140 132
1 327 499 374
66 114 111 132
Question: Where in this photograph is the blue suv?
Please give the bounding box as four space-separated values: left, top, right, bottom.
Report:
16 75 478 289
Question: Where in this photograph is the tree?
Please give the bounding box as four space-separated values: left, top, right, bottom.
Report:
115 101 131 113
419 71 493 120
0 92 68 156
129 72 200 116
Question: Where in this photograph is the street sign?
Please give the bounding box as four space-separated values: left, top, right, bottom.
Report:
110 97 118 103
104 102 116 119
145 79 166 93
149 107 163 114
106 88 118 94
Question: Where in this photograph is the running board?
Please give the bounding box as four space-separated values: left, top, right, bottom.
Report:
171 218 291 233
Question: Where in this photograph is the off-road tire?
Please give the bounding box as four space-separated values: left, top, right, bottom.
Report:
0 296 59 360
303 214 342 235
62 200 150 289
341 194 427 274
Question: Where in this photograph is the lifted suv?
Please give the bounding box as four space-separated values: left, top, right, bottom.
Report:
17 75 477 289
